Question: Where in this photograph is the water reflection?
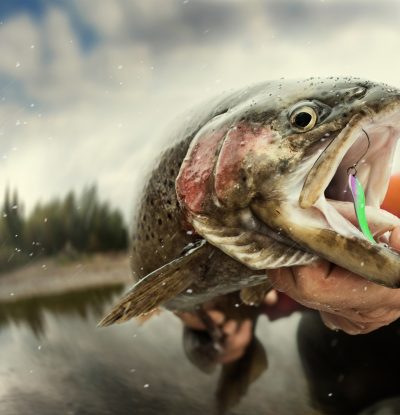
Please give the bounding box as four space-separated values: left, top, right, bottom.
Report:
0 285 124 336
1 285 400 414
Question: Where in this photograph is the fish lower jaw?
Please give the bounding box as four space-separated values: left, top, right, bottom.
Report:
251 199 400 287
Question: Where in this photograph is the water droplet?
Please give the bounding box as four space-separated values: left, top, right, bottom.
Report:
144 384 150 388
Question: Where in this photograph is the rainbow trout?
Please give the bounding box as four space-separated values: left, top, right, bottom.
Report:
100 77 400 327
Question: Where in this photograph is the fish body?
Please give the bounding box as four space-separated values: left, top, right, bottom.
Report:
100 77 400 326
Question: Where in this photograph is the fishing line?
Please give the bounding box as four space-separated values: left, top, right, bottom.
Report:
347 129 376 243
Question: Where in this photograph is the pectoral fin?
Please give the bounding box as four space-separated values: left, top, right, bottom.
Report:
98 239 210 327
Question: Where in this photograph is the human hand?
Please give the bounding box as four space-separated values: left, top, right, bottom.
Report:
176 310 253 364
267 227 400 335
176 290 279 363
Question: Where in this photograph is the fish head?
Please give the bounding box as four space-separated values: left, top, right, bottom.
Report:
176 78 400 287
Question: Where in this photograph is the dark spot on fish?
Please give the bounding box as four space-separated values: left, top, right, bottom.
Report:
167 213 173 220
277 158 289 174
239 168 247 183
158 218 162 226
166 199 172 205
145 235 149 241
151 232 155 238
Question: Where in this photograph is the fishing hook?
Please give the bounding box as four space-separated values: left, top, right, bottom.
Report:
346 128 371 176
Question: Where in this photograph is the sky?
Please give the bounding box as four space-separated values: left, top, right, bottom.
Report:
1 0 400 222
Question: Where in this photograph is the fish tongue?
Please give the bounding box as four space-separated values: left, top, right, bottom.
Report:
326 199 400 236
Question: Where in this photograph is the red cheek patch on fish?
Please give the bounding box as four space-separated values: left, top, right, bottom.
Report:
176 126 228 214
214 123 276 207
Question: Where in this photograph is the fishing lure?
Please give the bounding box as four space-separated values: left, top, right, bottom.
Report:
347 129 376 243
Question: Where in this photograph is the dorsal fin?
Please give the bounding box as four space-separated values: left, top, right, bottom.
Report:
98 239 210 327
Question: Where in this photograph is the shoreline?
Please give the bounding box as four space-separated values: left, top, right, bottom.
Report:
0 253 132 304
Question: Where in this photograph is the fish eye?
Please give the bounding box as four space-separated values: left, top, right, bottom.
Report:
289 105 318 132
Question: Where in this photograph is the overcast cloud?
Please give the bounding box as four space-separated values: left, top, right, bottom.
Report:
1 0 400 221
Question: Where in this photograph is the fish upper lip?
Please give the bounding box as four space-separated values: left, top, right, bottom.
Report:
300 104 400 245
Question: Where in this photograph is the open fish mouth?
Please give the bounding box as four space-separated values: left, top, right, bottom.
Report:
301 108 400 246
251 105 400 287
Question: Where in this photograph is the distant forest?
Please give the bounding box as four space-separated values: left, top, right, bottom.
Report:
0 185 128 273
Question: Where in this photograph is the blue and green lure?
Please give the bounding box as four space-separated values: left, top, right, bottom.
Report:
347 129 376 244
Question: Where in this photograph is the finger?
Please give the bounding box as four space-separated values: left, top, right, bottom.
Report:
389 226 400 250
269 261 344 310
268 267 297 293
220 320 253 364
320 311 367 335
175 311 206 330
175 310 225 331
208 310 225 326
319 311 393 335
223 319 238 336
224 319 253 352
264 289 278 306
291 263 390 311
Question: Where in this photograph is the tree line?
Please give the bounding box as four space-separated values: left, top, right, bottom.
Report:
0 185 128 273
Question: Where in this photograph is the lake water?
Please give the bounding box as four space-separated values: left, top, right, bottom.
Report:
1 284 400 415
